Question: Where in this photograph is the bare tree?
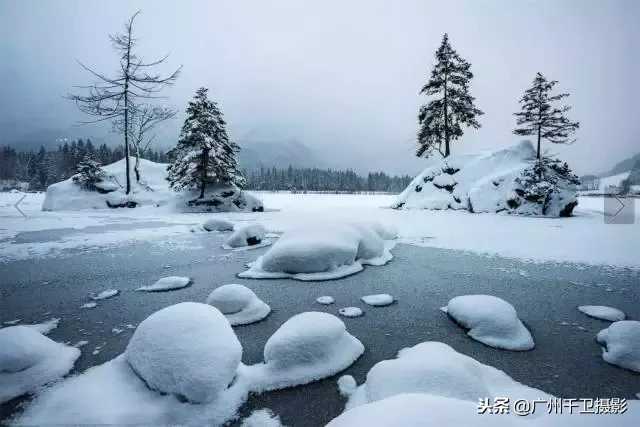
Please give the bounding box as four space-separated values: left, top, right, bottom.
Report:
68 11 181 194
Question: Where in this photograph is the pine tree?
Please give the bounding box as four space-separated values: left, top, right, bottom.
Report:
72 155 106 190
514 72 579 160
167 87 244 198
417 33 483 158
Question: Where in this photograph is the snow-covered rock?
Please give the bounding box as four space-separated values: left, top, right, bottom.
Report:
224 224 267 248
180 186 264 214
578 305 625 322
361 294 394 307
596 321 640 372
0 326 80 403
136 276 191 292
125 302 242 403
202 218 234 232
245 312 364 391
316 296 335 305
393 141 579 217
240 409 283 427
442 295 534 351
339 307 364 318
205 284 271 326
92 289 119 300
239 222 396 281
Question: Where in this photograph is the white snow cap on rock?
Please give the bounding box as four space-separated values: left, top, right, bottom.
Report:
203 218 234 232
225 224 267 248
339 307 364 318
596 321 640 373
316 296 335 305
92 289 119 300
206 284 271 326
239 222 396 281
136 276 191 292
578 305 625 322
240 409 284 427
0 326 80 403
361 294 394 307
442 295 534 351
125 302 242 403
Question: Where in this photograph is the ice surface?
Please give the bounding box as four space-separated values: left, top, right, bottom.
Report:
596 321 640 372
339 307 364 318
0 326 80 403
92 289 119 300
578 305 625 322
316 296 335 305
125 302 242 403
136 276 192 292
225 224 267 248
203 218 234 232
361 294 394 307
206 284 271 326
443 295 534 351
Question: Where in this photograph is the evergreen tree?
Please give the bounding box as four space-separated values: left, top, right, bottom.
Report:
167 87 244 198
514 72 580 160
417 33 483 158
72 155 106 190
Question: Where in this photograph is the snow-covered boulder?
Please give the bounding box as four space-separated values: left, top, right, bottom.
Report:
339 307 364 318
442 295 534 351
578 305 625 322
596 321 640 373
202 218 234 232
361 294 394 307
0 326 80 403
393 141 579 217
316 296 335 305
239 222 396 281
245 312 364 391
125 302 242 403
224 224 267 248
206 284 271 326
136 276 191 292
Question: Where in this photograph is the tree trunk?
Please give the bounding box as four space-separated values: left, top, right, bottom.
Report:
123 35 132 195
134 150 141 183
443 71 450 158
200 148 208 199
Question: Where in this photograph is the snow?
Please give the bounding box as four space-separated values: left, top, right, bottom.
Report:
125 302 242 403
203 218 234 232
578 305 625 322
0 326 80 403
442 295 534 351
339 307 364 318
224 224 267 248
239 222 396 281
27 318 60 335
205 284 271 326
92 289 119 300
81 302 97 309
240 409 283 427
316 296 335 305
136 276 191 292
596 321 640 373
361 294 394 307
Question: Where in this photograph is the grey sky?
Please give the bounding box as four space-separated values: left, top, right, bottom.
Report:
1 0 638 175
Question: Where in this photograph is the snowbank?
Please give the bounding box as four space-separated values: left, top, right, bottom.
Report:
393 141 579 217
442 295 534 351
203 218 234 232
206 284 271 326
239 222 396 281
578 305 625 322
596 321 640 372
225 224 267 248
125 302 242 403
0 326 80 403
136 276 192 292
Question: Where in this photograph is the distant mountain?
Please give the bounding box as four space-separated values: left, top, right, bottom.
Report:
600 152 640 177
238 138 323 170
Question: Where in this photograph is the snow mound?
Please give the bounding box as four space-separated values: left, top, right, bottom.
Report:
225 224 267 248
125 302 242 403
442 295 534 351
339 307 364 318
239 222 396 281
205 284 271 326
136 276 191 292
203 218 234 232
578 305 625 322
27 318 60 335
341 341 550 411
316 296 335 305
0 326 80 403
596 321 640 372
361 294 394 307
393 141 579 217
245 312 364 391
92 289 119 300
240 409 284 427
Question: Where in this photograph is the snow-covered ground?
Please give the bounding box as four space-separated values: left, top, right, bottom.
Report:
1 191 638 268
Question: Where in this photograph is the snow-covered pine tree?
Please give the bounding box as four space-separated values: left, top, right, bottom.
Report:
417 33 483 158
514 72 580 160
167 87 244 199
72 155 106 190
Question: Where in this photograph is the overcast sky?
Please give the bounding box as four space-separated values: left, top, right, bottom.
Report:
1 0 638 175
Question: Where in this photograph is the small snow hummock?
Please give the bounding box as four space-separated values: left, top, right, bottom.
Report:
339 307 364 318
92 289 119 300
240 409 284 427
202 218 234 232
361 294 394 307
596 321 640 373
81 302 97 309
0 326 80 403
244 312 364 391
126 302 242 403
316 296 335 305
224 224 267 248
442 295 534 351
136 276 192 292
578 305 625 322
239 222 396 281
205 284 271 326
